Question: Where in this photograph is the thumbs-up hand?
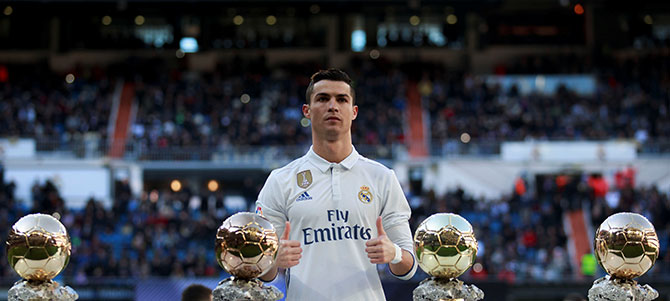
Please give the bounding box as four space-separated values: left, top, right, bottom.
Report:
276 221 302 268
365 217 396 264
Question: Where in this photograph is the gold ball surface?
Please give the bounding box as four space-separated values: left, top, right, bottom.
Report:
215 212 279 279
594 212 659 280
6 214 71 281
414 213 478 279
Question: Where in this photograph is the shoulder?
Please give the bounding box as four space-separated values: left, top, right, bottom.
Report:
267 155 309 181
354 155 397 179
260 156 308 198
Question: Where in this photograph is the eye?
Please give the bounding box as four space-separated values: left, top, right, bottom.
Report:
318 96 329 102
338 98 348 103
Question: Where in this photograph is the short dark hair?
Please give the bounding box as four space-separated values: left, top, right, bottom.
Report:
181 284 212 301
305 68 355 104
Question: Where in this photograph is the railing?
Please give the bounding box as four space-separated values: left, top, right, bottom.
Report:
429 139 502 157
639 139 670 156
33 136 108 159
14 137 670 162
27 138 403 163
430 138 670 158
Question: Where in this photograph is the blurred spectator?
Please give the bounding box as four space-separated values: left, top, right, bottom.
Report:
514 176 527 196
580 251 597 278
587 174 608 199
563 293 587 301
614 166 636 190
181 283 212 301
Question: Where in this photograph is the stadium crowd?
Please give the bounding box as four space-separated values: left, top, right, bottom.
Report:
1 52 668 159
1 173 668 283
408 171 670 282
0 53 668 284
121 53 670 158
424 53 670 148
0 179 224 281
0 67 114 153
129 59 407 154
407 176 573 283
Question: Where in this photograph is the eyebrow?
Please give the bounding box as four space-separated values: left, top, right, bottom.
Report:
314 92 351 98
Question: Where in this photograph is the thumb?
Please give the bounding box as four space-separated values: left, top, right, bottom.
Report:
376 216 386 237
281 221 291 240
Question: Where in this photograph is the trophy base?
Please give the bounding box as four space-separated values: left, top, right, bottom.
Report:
588 275 658 301
212 277 283 301
8 279 78 301
413 277 484 301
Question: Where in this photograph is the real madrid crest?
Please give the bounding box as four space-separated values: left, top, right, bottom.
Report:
358 185 373 204
297 170 313 189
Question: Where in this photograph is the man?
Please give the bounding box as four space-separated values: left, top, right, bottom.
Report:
181 284 212 301
256 69 417 300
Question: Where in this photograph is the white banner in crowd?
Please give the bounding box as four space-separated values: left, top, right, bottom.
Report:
0 139 36 159
4 167 111 209
501 141 637 162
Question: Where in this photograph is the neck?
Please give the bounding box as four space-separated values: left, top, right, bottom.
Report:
312 134 353 163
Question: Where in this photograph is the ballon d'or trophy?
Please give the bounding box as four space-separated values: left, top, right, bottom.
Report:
413 213 483 301
213 212 283 301
6 213 77 301
588 212 660 301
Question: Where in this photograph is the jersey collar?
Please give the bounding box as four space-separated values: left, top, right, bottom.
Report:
307 145 360 173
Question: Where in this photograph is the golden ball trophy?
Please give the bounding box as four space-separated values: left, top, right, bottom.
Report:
213 212 283 301
6 213 77 301
413 213 483 301
588 212 660 301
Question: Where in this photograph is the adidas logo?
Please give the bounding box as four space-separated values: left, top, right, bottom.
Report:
296 191 313 202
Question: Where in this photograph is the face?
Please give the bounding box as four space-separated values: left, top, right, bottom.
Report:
302 80 358 141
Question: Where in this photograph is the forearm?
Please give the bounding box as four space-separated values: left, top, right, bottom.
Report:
385 222 417 280
259 265 278 282
389 249 414 277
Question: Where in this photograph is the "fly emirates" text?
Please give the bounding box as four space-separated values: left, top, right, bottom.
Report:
302 209 372 245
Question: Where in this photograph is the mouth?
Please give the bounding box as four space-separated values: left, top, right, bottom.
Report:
326 116 341 121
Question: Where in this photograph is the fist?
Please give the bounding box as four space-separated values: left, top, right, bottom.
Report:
276 221 302 268
365 217 396 264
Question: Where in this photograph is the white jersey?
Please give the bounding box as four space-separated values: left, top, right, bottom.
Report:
256 146 417 301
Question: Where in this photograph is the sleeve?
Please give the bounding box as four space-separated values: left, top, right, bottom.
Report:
255 170 288 238
381 169 411 229
381 169 417 280
385 222 418 280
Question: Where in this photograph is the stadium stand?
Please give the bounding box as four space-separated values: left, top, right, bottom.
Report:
1 174 668 283
1 1 669 300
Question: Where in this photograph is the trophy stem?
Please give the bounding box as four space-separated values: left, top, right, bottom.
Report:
413 277 484 301
212 276 283 301
8 279 78 301
587 275 658 301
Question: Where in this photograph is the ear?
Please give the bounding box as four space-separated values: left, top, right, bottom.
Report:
352 105 358 120
302 104 311 119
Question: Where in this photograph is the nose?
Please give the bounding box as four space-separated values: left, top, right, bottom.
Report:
327 98 338 111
